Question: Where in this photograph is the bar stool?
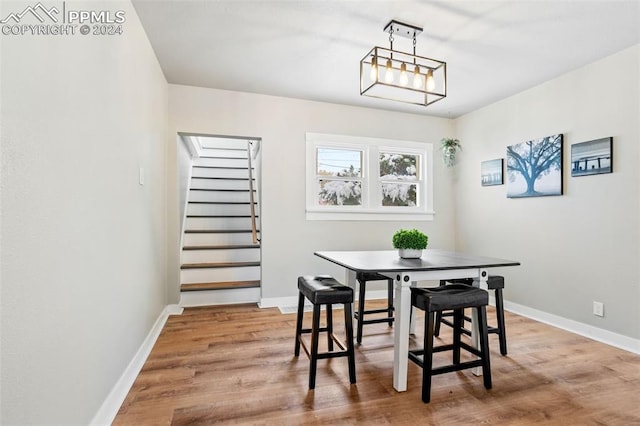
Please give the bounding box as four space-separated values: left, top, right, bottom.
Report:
354 272 394 344
294 275 356 389
434 275 508 355
409 284 492 403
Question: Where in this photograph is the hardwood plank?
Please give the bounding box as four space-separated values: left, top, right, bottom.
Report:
113 302 640 425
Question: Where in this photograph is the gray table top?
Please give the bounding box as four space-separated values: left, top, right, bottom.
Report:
315 249 520 273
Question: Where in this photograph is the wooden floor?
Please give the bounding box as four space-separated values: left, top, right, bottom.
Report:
114 301 640 425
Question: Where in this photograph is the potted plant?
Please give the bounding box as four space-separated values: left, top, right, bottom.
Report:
392 228 429 259
441 138 462 167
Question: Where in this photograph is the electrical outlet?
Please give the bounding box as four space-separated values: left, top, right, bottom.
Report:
593 301 604 317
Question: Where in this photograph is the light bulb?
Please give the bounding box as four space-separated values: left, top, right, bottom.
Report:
399 63 408 86
426 69 435 91
413 65 422 89
385 58 394 83
369 56 378 81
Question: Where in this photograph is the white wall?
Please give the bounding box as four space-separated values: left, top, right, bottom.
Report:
0 1 169 423
167 85 456 303
454 45 640 340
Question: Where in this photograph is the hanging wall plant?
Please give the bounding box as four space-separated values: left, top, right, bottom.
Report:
441 138 462 167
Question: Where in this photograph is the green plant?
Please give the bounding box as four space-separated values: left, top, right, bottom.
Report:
392 229 429 250
440 138 462 150
441 138 462 167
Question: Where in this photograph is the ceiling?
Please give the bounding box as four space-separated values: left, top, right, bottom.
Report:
132 1 640 118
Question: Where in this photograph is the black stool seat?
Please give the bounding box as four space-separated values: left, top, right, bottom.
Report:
413 284 488 312
294 275 356 389
409 284 492 403
298 275 354 304
435 275 508 355
354 272 394 344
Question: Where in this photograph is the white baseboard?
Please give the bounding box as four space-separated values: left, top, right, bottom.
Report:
504 300 640 355
179 287 260 307
90 304 183 426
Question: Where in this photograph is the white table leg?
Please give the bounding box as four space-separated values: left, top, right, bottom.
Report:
393 274 412 392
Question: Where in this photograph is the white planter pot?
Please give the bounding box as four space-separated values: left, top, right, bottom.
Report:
399 249 423 259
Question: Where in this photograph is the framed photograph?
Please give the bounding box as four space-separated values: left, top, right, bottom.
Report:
571 137 613 177
507 134 563 198
481 159 503 186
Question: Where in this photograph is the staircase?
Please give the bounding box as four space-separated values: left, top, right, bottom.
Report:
179 139 261 306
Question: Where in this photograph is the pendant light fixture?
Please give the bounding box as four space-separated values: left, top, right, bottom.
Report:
360 20 447 107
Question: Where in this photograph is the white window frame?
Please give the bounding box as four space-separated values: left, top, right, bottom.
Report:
306 132 434 221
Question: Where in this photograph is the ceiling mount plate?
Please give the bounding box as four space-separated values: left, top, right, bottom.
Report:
383 20 423 38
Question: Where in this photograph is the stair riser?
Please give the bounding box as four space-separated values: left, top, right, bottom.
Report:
199 148 247 158
181 248 260 263
191 178 253 191
192 168 250 179
193 157 249 168
186 203 254 216
185 217 258 230
179 287 260 306
181 266 261 284
183 232 256 246
189 190 253 203
199 139 249 151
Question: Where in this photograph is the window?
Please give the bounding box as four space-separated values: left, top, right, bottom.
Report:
306 133 434 221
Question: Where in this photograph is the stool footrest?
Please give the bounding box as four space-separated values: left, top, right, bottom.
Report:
440 319 500 335
297 332 348 359
359 317 395 325
432 360 484 376
355 307 394 318
317 350 350 360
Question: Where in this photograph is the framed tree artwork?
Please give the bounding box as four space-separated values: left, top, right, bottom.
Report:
481 159 503 186
506 134 563 198
571 137 613 177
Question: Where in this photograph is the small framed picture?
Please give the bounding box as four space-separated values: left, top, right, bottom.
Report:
571 137 613 177
481 158 503 186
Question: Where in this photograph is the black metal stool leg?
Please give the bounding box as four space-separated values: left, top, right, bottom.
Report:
494 288 507 355
326 303 334 351
453 308 463 365
344 302 356 384
422 311 435 403
309 305 321 389
294 291 305 356
478 305 492 389
387 278 394 326
356 278 366 344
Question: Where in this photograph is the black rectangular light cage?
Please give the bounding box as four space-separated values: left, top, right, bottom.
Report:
360 46 447 107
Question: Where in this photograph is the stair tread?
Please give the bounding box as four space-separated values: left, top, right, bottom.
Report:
187 201 256 205
190 188 256 192
191 177 253 180
180 280 261 291
181 261 260 269
197 156 248 159
199 147 247 152
182 244 260 250
184 229 259 234
193 165 254 170
186 214 258 218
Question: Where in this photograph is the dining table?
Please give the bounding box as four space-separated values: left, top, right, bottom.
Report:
314 249 520 392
